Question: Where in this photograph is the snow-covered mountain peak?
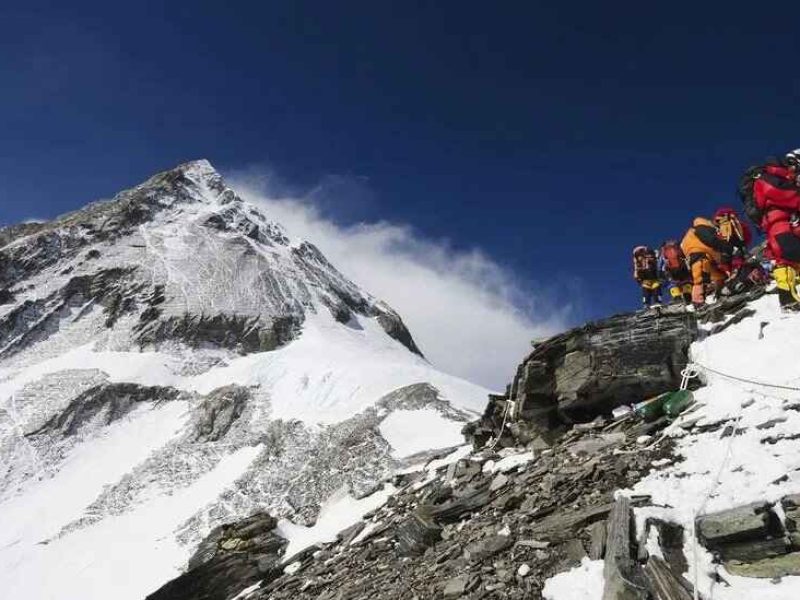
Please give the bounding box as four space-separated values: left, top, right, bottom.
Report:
0 159 424 360
0 161 489 600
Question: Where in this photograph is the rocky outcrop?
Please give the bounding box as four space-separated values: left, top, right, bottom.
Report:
134 312 303 354
0 267 142 356
26 382 182 437
147 512 288 600
189 385 250 443
467 306 698 448
241 418 677 600
467 290 768 449
375 310 423 357
696 498 800 578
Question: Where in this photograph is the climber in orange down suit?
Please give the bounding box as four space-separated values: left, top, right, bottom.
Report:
680 217 734 307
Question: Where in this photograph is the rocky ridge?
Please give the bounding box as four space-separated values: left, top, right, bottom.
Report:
147 288 800 600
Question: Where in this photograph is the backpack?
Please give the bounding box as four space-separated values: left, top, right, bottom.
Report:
633 246 657 277
660 240 685 271
738 165 764 228
738 160 783 229
716 212 745 244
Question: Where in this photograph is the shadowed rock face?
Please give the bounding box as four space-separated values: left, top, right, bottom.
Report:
189 385 250 443
27 382 183 437
147 512 288 600
466 308 697 448
135 313 304 354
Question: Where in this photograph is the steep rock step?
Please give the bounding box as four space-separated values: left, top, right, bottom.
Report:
467 289 766 448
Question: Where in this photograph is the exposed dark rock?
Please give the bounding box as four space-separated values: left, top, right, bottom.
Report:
443 575 469 598
560 538 588 568
725 552 800 578
649 520 688 576
0 162 222 289
0 298 49 351
467 308 698 448
427 482 492 523
27 382 182 437
187 512 281 569
0 220 48 249
189 385 249 442
696 502 775 547
643 556 693 600
717 537 791 562
588 520 607 560
0 267 142 357
376 311 423 357
212 411 677 600
782 494 800 532
136 312 303 354
396 508 442 556
148 512 287 600
61 267 144 327
695 496 800 578
463 534 513 563
603 496 648 600
336 521 366 546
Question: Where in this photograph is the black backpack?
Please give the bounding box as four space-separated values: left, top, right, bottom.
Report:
738 163 767 229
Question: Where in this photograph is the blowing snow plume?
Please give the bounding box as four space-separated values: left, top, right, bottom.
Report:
230 169 570 390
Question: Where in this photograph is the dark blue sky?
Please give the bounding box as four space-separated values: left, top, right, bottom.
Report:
2 1 799 321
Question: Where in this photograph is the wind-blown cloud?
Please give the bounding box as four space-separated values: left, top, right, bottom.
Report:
229 171 572 390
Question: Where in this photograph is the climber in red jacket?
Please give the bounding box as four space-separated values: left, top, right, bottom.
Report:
741 151 800 310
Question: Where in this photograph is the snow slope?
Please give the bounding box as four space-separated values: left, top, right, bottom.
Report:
629 295 800 599
541 296 800 600
0 160 491 600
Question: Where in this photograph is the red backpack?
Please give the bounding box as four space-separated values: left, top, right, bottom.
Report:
661 240 685 271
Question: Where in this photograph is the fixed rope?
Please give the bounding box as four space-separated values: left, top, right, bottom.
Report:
691 360 800 392
487 398 515 450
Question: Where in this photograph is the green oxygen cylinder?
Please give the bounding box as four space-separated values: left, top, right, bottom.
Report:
634 394 669 422
663 389 694 418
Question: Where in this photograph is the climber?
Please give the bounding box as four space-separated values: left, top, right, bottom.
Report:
739 149 800 310
632 245 662 308
680 218 735 308
658 240 692 304
719 257 769 297
713 207 752 274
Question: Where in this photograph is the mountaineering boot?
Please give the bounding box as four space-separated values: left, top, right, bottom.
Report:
774 265 800 310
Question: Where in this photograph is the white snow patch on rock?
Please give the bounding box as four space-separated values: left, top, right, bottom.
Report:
542 558 604 600
482 450 535 474
277 484 396 559
379 408 465 458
